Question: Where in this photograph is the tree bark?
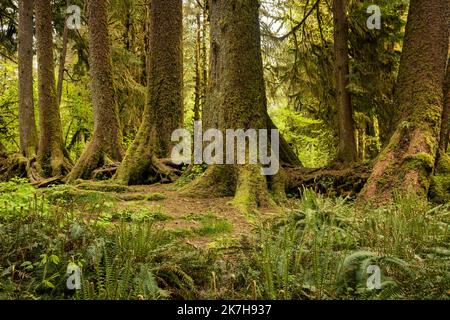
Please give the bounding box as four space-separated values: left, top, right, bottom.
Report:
18 0 38 158
194 12 201 122
36 0 71 177
201 3 208 115
437 57 450 162
67 0 125 182
57 8 69 107
358 0 450 204
183 0 287 214
333 0 357 164
115 0 183 184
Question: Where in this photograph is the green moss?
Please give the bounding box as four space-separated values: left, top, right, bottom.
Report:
195 218 232 236
403 153 434 173
146 192 166 201
75 181 131 193
435 153 450 175
429 175 450 203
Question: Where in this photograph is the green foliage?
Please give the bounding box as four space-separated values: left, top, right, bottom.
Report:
270 108 333 167
0 179 214 300
0 60 23 152
0 180 449 300
186 212 233 236
206 190 450 300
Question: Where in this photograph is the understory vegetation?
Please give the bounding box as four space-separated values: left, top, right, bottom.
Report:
1 0 449 302
1 179 448 300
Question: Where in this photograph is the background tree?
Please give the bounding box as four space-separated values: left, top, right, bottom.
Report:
333 0 356 164
115 0 183 184
67 0 124 181
359 0 450 203
18 0 38 158
436 58 450 164
35 0 71 177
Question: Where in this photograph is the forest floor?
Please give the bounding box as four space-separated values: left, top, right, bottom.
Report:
0 178 449 300
110 183 280 249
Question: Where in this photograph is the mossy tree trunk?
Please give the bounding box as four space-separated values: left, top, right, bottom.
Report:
184 0 288 214
35 0 71 177
18 0 38 158
358 0 450 204
194 12 201 122
67 0 124 182
436 58 450 164
56 4 69 107
333 0 357 164
115 0 183 185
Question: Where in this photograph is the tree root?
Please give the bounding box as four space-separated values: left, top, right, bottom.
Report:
284 162 372 198
180 164 285 214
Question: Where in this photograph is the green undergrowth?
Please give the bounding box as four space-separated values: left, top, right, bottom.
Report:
0 179 449 300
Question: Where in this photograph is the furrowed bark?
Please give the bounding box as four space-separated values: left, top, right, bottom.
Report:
115 0 183 184
358 0 450 204
183 0 292 214
36 0 71 178
333 0 357 164
18 0 38 158
67 0 124 182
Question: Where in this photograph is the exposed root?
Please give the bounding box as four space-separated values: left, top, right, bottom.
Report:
179 165 236 198
231 165 273 214
285 162 371 198
66 137 124 182
0 154 28 181
115 152 180 185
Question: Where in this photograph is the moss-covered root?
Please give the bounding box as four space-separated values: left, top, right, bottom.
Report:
358 126 437 205
429 153 450 203
115 148 177 186
37 148 72 178
181 164 284 215
179 165 236 198
66 138 122 183
231 165 273 215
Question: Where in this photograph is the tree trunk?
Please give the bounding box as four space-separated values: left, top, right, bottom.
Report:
183 0 287 214
437 58 450 161
358 0 450 204
67 0 125 182
115 0 183 184
18 0 38 158
35 0 71 177
201 3 208 114
194 12 201 122
333 0 356 164
57 8 69 107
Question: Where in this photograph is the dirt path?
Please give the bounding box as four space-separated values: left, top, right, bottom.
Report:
111 183 281 248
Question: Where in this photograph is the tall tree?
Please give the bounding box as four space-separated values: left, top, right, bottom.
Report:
359 0 450 203
333 0 356 163
115 0 183 184
193 12 201 122
67 0 124 181
35 0 71 177
436 57 450 163
56 1 69 107
18 0 38 158
184 0 287 213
